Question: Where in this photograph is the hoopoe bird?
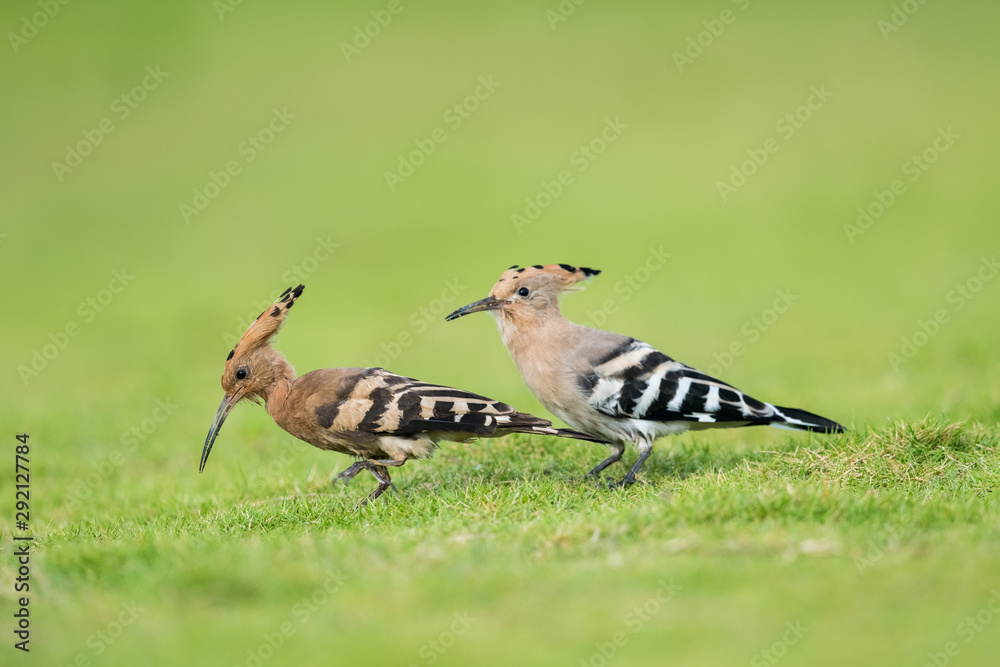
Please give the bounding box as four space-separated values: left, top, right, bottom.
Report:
446 264 845 487
201 284 604 505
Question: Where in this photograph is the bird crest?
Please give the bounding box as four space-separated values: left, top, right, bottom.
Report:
493 264 600 297
224 284 304 367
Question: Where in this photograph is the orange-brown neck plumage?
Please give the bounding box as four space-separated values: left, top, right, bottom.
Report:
261 347 296 422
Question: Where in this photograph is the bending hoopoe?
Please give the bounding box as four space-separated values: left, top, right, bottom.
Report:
200 284 604 505
446 264 845 487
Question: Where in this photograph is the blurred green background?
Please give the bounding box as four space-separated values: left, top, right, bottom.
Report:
1 0 999 665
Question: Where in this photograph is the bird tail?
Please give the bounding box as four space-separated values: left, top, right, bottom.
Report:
550 427 611 444
768 405 846 433
502 413 611 443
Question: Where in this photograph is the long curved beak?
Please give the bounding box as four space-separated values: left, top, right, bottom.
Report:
445 296 505 321
200 393 240 472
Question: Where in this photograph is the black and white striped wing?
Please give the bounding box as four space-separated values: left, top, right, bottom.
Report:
310 368 611 443
578 339 775 426
357 369 547 437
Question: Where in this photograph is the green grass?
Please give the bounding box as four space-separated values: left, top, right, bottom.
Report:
2 0 1000 665
13 420 1000 666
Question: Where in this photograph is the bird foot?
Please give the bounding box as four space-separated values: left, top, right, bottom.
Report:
607 475 646 489
335 462 367 486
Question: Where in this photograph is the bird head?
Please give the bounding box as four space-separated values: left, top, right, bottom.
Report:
446 264 600 323
200 284 304 472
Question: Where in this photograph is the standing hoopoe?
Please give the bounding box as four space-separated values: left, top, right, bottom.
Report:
446 264 845 487
200 284 604 505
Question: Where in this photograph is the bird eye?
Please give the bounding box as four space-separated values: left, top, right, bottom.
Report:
517 287 530 297
235 368 247 380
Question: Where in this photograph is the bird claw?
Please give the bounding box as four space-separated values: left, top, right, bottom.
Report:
335 467 361 486
607 476 646 489
587 473 644 489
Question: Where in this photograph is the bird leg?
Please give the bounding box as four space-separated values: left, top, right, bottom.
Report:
358 464 395 507
587 442 626 479
612 441 653 488
335 458 403 486
335 459 405 508
335 461 368 485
